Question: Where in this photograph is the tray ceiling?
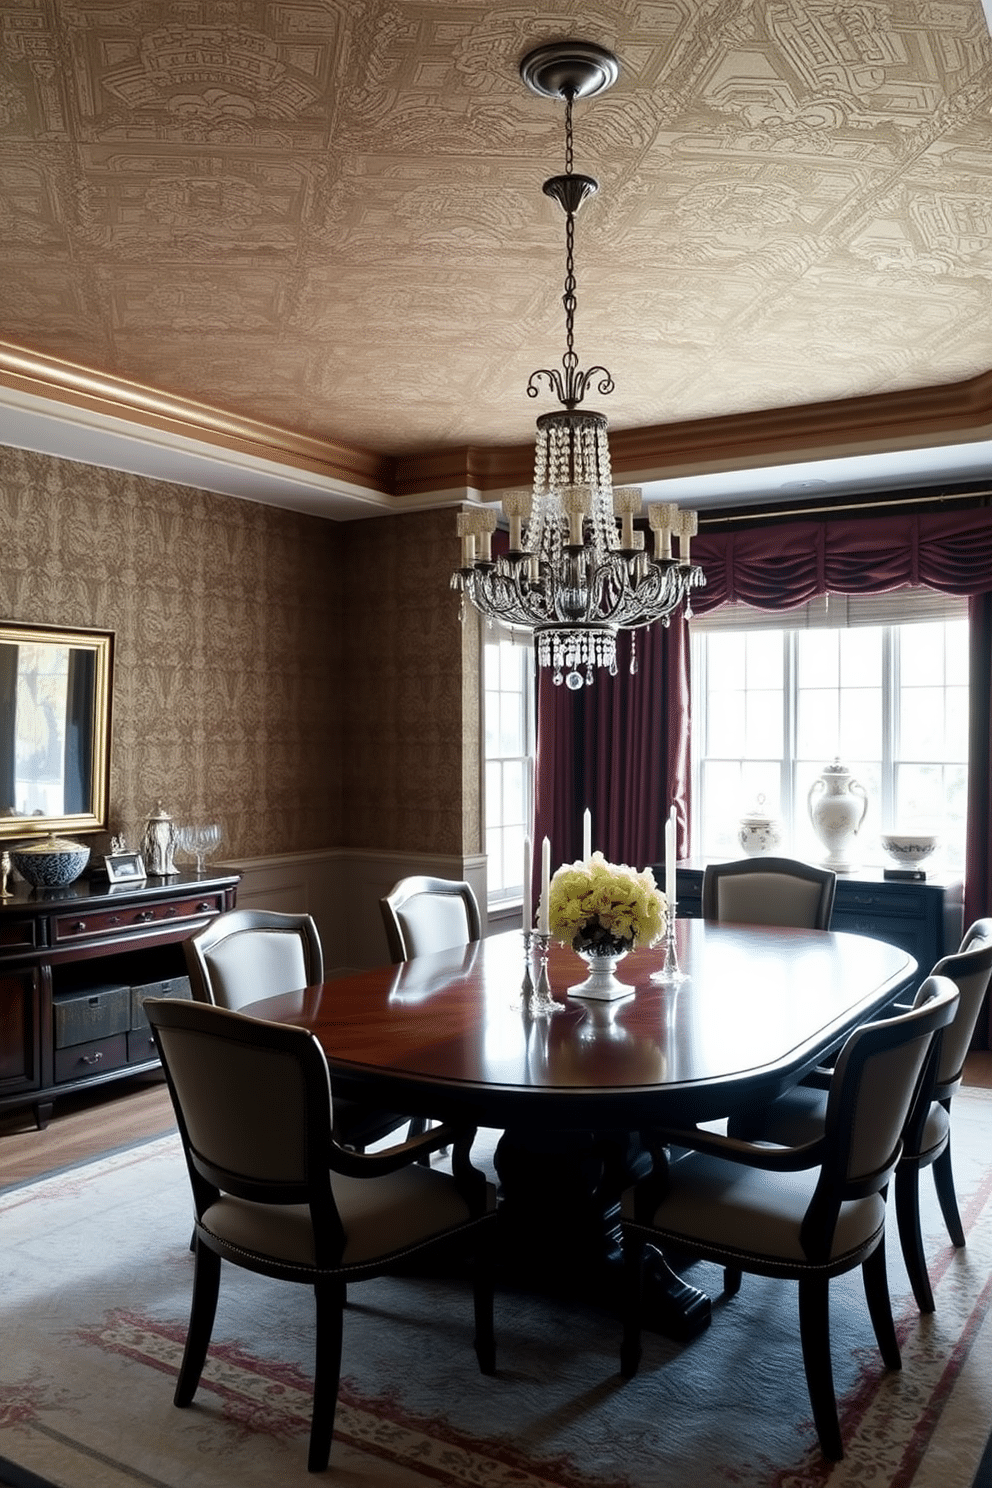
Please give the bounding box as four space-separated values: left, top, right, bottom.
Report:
2 1 992 517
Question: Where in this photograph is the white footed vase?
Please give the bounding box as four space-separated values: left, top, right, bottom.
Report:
568 944 633 1002
807 759 868 871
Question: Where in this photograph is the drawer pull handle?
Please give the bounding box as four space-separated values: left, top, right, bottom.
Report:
164 907 177 917
107 915 121 925
135 910 155 923
72 920 86 933
197 901 212 912
81 1051 103 1065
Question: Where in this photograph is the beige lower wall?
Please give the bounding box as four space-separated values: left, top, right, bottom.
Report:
223 849 489 971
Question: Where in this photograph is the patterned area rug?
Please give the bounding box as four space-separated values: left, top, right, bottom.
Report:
1 1091 990 1488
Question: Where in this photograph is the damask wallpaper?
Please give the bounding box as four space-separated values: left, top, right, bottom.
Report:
0 447 476 859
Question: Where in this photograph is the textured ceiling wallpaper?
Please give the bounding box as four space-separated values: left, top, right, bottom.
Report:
1 1 991 465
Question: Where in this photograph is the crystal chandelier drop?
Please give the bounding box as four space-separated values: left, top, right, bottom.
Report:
452 41 704 688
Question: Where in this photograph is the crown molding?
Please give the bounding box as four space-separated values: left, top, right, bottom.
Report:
0 341 394 497
3 338 992 514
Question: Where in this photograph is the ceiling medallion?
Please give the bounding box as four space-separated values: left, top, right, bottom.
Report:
452 41 704 688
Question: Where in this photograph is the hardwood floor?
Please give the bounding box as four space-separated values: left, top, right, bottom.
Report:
3 1052 990 1188
0 1072 175 1185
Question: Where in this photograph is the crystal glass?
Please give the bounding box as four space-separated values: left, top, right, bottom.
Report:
175 823 222 875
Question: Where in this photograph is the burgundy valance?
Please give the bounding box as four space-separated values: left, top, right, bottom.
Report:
692 507 992 612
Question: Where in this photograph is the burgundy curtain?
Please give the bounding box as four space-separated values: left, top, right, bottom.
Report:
531 503 992 1041
967 592 992 1045
532 619 689 877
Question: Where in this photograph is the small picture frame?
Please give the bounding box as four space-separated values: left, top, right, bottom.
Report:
105 851 147 884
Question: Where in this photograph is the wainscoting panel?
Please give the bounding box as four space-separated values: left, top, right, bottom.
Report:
222 849 488 972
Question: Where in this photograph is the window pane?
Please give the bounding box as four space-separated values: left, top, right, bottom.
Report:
709 688 746 756
946 621 969 686
839 687 882 759
745 690 782 756
796 630 838 687
839 626 882 686
502 760 524 826
745 630 783 682
796 688 839 758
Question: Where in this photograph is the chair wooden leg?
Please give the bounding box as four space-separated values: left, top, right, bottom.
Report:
895 1164 935 1313
932 1142 966 1248
723 1265 742 1297
620 1233 644 1379
175 1242 221 1407
309 1280 345 1473
862 1241 900 1369
797 1276 843 1461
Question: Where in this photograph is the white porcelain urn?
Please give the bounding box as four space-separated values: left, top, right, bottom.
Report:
807 759 868 871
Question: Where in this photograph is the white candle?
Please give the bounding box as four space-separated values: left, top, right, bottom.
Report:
539 836 551 934
665 805 677 913
582 808 592 861
522 834 532 930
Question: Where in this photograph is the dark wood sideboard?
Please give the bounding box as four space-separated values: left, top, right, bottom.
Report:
655 860 964 993
0 869 239 1129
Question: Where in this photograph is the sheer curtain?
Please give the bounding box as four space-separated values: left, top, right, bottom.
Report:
531 504 992 1043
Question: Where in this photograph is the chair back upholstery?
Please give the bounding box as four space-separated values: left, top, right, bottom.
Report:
380 875 482 963
184 909 323 1012
701 856 837 930
928 920 992 1094
802 974 958 1257
145 997 344 1257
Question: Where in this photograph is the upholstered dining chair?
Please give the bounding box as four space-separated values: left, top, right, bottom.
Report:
619 976 959 1462
380 875 482 964
145 997 497 1474
184 909 409 1151
743 919 992 1313
701 855 837 929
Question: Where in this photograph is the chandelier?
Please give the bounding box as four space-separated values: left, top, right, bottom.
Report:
452 41 704 688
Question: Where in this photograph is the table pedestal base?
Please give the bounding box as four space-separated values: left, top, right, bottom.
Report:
493 1129 711 1342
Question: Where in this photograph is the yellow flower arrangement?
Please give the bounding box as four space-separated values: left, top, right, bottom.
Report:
545 851 667 953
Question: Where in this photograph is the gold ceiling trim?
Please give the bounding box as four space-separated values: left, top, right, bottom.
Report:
0 342 394 497
5 339 992 509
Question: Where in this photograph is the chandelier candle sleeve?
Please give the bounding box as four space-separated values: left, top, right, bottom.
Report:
583 809 592 861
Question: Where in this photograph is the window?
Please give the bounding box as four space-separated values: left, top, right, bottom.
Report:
690 589 969 871
484 628 534 906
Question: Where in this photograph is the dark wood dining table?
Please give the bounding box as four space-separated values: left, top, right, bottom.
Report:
245 919 917 1338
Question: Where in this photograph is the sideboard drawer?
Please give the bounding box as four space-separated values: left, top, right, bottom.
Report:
55 983 131 1048
52 890 227 944
55 1033 128 1083
0 915 42 950
130 974 192 1030
834 884 923 919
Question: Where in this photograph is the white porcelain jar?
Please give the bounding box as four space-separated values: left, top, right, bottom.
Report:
807 759 868 871
737 796 783 857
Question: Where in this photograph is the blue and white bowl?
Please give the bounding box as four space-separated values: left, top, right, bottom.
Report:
10 834 90 887
880 833 937 867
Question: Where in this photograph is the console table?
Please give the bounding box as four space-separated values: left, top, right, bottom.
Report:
0 869 239 1129
658 860 963 992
